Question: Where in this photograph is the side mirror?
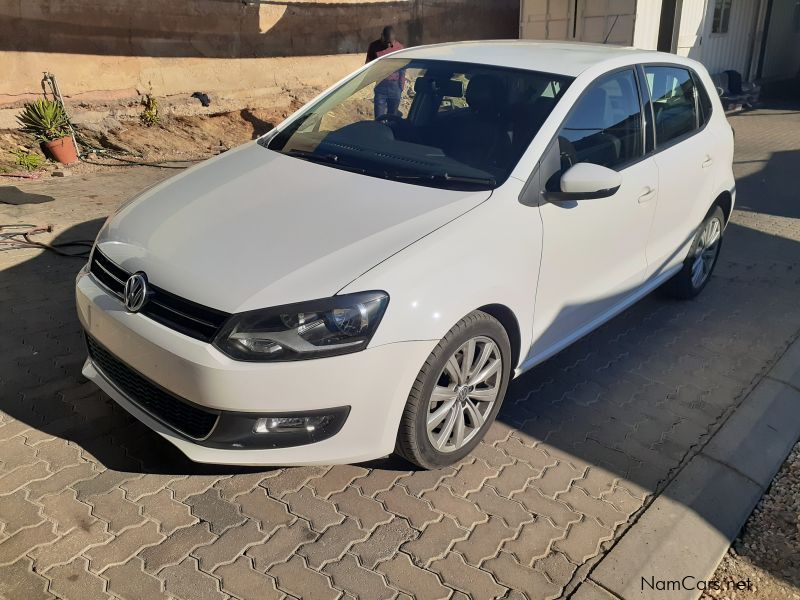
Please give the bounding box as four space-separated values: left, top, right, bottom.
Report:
545 163 622 201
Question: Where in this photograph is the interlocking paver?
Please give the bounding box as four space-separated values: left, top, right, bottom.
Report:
512 487 581 529
429 552 507 598
261 467 327 499
310 466 369 499
269 554 340 599
25 462 96 501
376 486 439 529
85 520 164 572
89 487 145 533
299 517 368 569
378 552 450 600
504 517 566 567
485 460 540 497
185 488 246 534
558 485 627 530
216 472 272 501
193 518 266 572
217 556 284 600
422 487 487 529
330 487 393 530
323 553 394 600
452 515 515 565
237 486 294 533
0 521 57 566
401 515 467 566
103 556 163 599
139 522 216 573
246 520 318 571
553 517 615 564
0 461 50 495
283 486 344 532
138 489 197 535
483 551 562 600
72 470 132 502
0 435 38 472
46 556 109 600
33 439 83 472
353 469 409 497
30 519 111 572
350 518 416 569
39 489 95 534
0 557 50 600
162 557 227 600
468 487 534 529
168 475 224 502
0 490 42 535
444 459 498 496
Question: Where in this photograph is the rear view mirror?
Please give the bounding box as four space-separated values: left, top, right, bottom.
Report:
546 163 622 201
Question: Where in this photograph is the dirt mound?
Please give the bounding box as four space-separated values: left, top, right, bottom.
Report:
1 104 299 180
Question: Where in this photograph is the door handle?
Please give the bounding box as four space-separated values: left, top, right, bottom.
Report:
701 156 713 168
638 186 657 204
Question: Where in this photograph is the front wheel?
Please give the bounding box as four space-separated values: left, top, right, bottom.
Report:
395 311 512 469
662 205 725 299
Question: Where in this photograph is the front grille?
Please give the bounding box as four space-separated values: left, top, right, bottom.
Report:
89 249 230 342
86 335 219 439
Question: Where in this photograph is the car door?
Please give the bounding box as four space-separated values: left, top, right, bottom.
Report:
642 65 715 276
529 68 660 361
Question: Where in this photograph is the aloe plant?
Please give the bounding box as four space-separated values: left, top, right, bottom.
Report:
16 99 72 142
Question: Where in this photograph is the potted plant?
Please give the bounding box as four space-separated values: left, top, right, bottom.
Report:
17 99 78 164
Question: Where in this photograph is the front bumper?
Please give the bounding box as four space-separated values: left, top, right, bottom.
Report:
76 269 436 465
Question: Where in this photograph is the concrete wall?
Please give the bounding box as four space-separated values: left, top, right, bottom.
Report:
0 0 518 107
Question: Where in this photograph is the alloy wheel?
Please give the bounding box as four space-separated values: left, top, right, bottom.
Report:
691 217 721 288
426 336 502 453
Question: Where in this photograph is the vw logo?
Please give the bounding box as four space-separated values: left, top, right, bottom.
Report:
124 272 149 313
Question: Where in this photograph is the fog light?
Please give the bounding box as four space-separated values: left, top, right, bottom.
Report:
203 406 350 449
253 415 333 434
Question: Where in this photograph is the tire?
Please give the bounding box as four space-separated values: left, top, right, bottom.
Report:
395 310 512 469
661 205 725 300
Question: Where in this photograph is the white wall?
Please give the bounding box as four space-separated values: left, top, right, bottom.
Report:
633 0 664 49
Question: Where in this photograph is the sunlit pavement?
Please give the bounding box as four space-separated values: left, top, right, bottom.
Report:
1 105 798 600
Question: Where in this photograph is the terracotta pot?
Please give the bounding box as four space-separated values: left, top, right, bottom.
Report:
41 136 78 165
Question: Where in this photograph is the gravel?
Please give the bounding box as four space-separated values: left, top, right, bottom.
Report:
702 442 800 599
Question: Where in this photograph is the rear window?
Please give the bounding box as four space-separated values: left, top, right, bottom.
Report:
644 66 699 146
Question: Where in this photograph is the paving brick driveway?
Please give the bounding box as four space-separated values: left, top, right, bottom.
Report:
1 105 799 600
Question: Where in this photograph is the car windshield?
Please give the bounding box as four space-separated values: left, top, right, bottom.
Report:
264 58 573 191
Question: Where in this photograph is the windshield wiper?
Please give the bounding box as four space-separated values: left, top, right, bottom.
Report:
385 172 497 188
285 150 367 174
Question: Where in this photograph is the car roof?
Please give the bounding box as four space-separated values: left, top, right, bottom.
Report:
390 40 683 77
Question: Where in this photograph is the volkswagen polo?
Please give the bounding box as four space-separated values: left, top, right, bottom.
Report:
76 41 734 468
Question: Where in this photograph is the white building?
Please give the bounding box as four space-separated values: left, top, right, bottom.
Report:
520 0 800 81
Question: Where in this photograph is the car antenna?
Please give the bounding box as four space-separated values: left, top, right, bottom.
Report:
603 15 620 44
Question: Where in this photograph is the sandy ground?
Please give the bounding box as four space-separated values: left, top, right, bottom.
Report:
0 104 299 184
702 443 800 600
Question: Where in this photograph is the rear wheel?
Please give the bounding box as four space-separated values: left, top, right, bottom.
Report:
396 311 511 469
662 205 725 299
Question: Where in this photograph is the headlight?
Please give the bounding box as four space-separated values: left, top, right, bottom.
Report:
213 291 389 362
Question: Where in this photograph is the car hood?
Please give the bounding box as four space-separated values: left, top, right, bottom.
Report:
96 142 490 313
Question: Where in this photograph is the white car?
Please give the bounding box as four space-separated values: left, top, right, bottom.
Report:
77 41 734 469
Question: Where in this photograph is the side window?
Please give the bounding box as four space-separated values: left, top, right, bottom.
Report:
557 69 643 171
695 74 714 126
644 66 698 146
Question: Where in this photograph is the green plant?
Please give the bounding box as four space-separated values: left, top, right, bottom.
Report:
140 94 160 127
12 149 44 171
16 99 72 142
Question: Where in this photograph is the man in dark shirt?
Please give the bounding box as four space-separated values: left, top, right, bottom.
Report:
366 26 406 119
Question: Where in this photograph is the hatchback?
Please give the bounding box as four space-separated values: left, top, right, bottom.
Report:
77 41 734 469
